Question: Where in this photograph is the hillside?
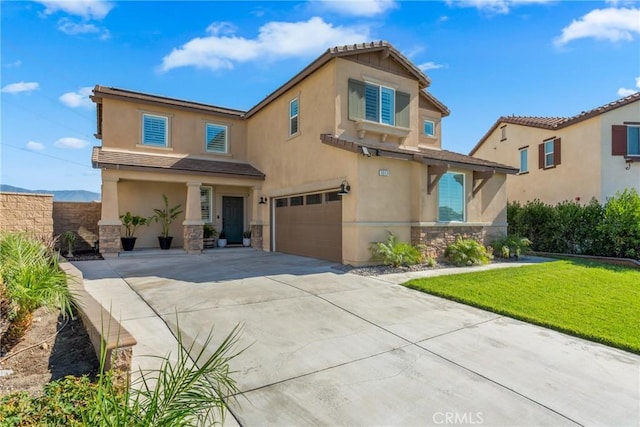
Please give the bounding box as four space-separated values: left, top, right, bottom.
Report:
0 185 100 202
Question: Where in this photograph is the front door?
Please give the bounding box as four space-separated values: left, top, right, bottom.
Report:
222 196 244 244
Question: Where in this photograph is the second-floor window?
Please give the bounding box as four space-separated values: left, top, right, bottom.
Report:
142 114 168 147
519 147 528 173
289 97 299 136
539 138 561 169
205 123 227 153
348 79 410 128
423 120 435 137
628 126 640 155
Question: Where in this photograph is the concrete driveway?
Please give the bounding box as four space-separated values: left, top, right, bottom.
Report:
76 249 640 426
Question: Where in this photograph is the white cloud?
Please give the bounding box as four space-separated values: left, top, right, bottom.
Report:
59 86 94 108
26 141 45 151
617 87 638 97
311 0 397 17
635 76 640 88
35 0 114 20
446 0 554 14
54 137 89 149
1 81 39 94
3 60 22 68
160 17 370 72
554 7 640 46
418 61 445 71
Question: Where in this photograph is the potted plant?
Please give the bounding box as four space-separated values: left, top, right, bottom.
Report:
242 230 251 247
203 224 218 249
150 194 183 250
61 230 76 258
217 231 227 248
120 211 148 251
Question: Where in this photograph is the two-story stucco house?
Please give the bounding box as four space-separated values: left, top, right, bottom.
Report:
470 93 640 206
91 41 516 265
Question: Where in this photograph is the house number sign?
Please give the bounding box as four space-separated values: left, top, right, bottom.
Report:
379 169 390 176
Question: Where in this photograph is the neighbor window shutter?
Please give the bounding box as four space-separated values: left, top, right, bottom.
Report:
395 91 410 128
538 143 544 169
348 79 365 121
554 138 561 166
612 125 628 156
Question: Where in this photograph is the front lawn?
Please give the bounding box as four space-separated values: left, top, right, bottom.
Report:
404 259 640 354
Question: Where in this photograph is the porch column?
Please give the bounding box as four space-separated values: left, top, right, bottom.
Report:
98 176 121 258
183 181 204 254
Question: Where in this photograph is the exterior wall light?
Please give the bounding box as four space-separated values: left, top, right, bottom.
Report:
337 180 351 196
259 196 268 204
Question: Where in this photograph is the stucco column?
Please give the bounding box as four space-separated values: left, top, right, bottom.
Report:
98 176 121 257
183 182 204 253
251 186 264 250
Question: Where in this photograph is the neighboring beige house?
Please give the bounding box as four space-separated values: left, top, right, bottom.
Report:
470 93 640 206
91 41 516 265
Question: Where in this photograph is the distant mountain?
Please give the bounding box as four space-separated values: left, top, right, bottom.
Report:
1 185 101 202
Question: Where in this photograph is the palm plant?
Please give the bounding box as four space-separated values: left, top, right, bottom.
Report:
151 194 183 238
370 231 422 267
61 230 77 257
0 232 74 340
120 212 149 238
445 236 493 266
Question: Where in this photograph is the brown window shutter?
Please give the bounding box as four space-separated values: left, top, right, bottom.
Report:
612 125 628 156
538 143 545 169
554 138 561 165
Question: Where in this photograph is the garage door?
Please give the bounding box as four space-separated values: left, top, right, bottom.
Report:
274 191 342 262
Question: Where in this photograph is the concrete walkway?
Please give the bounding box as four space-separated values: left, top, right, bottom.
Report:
74 250 640 426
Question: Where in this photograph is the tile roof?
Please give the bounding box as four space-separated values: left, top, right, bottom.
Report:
320 134 517 174
470 92 640 155
92 147 265 179
92 86 245 118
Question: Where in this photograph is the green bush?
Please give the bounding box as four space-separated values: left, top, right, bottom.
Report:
445 237 493 266
491 234 532 259
370 232 423 267
507 189 639 259
0 233 73 335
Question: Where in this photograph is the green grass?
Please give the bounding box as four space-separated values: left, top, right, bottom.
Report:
404 259 640 354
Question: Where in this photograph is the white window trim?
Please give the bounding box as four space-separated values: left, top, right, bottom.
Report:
289 97 299 137
205 123 229 153
423 119 435 137
200 186 214 223
544 139 554 168
437 172 466 223
141 113 170 147
519 147 528 173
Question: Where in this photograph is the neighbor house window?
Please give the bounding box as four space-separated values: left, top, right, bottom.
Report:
628 126 640 155
142 114 168 146
289 97 299 136
438 172 465 222
200 187 213 223
538 138 561 169
519 148 528 173
500 125 507 141
423 120 435 137
205 123 228 153
348 79 410 128
544 140 554 167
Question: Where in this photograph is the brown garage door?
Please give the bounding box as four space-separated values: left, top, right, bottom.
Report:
274 191 342 262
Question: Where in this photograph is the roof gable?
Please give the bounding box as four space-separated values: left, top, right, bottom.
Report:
470 92 640 155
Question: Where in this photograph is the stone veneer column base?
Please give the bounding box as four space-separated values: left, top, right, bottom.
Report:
99 224 121 257
251 224 263 249
411 225 486 259
183 224 203 254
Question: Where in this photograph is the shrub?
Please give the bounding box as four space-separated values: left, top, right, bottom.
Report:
445 237 493 266
598 188 640 259
370 232 423 267
0 233 73 341
491 234 532 259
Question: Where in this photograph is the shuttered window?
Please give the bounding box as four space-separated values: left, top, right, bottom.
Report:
205 123 227 153
200 187 213 222
628 126 640 155
142 114 168 146
538 138 561 169
289 98 299 136
350 79 408 127
519 148 528 173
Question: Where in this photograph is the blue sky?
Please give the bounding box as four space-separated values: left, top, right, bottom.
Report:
2 0 639 193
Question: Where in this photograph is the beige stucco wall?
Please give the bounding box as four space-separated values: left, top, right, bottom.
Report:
100 98 248 161
473 119 602 205
599 101 640 200
53 202 101 251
